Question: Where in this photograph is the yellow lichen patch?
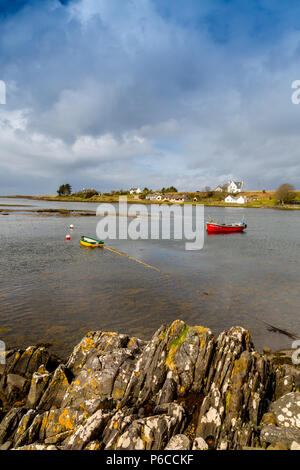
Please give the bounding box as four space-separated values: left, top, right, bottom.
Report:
58 409 76 431
192 326 209 336
103 333 116 350
85 442 100 450
22 348 34 356
81 337 96 354
41 413 49 429
169 320 185 337
225 390 232 413
90 377 99 389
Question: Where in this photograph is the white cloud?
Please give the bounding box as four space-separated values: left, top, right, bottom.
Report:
0 0 300 194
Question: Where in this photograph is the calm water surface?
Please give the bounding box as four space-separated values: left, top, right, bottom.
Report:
0 198 299 357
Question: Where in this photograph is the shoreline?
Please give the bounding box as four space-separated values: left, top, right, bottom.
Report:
0 320 299 450
1 194 300 210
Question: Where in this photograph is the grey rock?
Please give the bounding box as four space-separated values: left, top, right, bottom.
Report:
0 441 12 450
165 434 191 450
115 404 185 450
38 365 71 411
196 328 271 450
26 365 51 409
291 441 300 450
5 347 49 379
102 408 138 450
267 442 289 450
62 349 136 408
270 392 300 429
1 320 300 451
192 437 209 450
66 331 142 376
63 409 112 450
14 443 58 450
260 425 300 447
13 409 37 448
0 408 25 444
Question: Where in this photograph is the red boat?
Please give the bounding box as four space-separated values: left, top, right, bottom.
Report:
206 220 247 233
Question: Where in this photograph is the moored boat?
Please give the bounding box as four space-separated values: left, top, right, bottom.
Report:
80 236 104 247
206 219 247 233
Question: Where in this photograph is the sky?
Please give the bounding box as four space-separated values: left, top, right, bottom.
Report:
0 0 300 194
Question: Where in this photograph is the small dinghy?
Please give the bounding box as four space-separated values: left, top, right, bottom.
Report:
80 236 104 247
206 219 247 233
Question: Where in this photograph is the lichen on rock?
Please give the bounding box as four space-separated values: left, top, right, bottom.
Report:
0 320 299 451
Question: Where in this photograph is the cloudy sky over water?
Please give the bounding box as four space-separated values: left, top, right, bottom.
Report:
0 0 300 194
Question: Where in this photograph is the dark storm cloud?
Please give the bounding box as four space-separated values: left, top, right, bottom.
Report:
0 0 300 194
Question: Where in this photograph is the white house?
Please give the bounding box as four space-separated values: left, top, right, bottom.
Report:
163 195 189 203
225 195 247 204
215 180 244 193
227 180 244 193
129 187 142 195
146 194 159 200
215 184 227 192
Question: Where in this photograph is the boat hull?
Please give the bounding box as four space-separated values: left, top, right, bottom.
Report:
206 223 247 233
80 236 104 247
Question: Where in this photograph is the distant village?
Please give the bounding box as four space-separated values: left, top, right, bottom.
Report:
128 180 248 204
70 180 249 204
57 181 299 207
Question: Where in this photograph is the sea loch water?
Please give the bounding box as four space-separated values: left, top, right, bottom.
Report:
0 198 299 357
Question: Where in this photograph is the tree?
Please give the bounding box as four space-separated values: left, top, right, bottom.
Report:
168 186 178 193
275 183 295 204
57 184 72 196
64 184 72 195
203 186 214 198
161 186 178 193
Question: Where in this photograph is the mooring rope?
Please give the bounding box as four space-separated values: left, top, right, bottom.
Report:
103 245 162 273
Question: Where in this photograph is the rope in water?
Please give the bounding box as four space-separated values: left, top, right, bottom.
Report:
103 245 162 273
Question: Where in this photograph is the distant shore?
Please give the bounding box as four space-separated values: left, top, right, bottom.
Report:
1 194 300 210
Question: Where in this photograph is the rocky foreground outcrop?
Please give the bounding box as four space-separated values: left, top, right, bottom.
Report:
0 320 299 450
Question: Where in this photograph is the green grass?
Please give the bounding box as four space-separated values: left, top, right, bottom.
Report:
165 326 190 371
